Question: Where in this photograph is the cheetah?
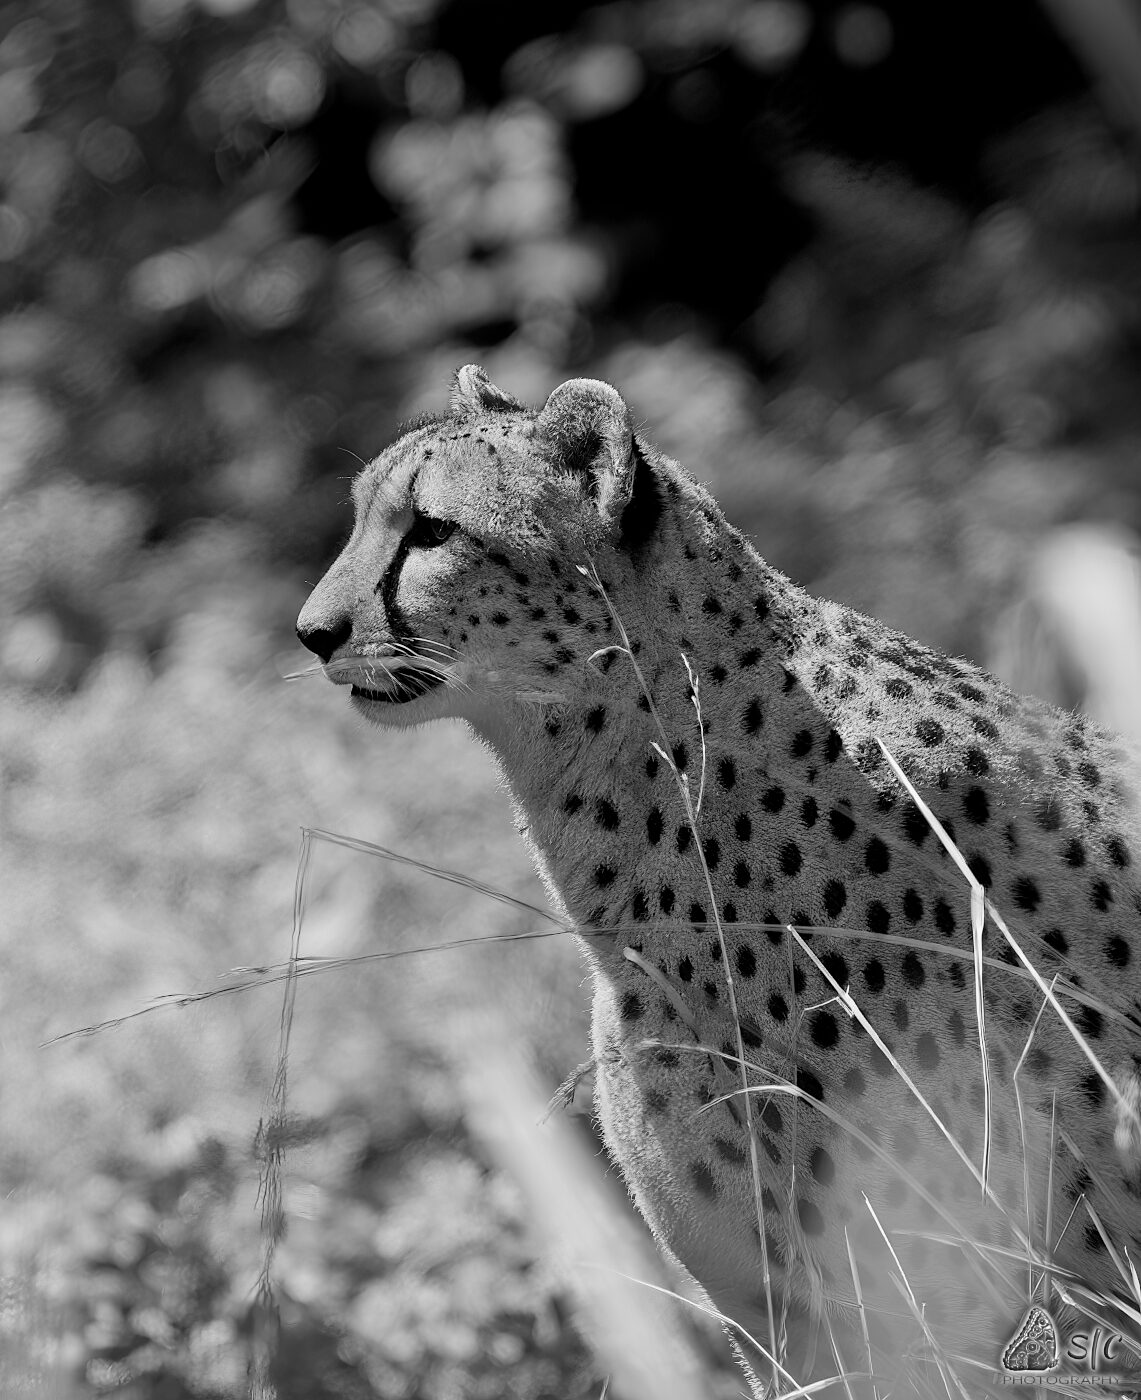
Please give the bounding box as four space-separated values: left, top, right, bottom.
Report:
297 366 1141 1396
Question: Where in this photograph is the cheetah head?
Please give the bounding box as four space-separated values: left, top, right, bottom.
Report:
296 365 653 730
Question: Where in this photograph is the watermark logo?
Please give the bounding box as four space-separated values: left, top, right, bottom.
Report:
997 1306 1138 1388
1001 1305 1059 1374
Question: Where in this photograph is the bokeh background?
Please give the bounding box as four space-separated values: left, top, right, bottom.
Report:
5 1 1141 1395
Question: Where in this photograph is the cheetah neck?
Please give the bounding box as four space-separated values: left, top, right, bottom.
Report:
469 458 829 952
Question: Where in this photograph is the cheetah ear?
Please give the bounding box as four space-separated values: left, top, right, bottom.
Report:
450 364 525 416
537 378 634 521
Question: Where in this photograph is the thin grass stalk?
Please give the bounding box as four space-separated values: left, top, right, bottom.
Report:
579 559 783 1384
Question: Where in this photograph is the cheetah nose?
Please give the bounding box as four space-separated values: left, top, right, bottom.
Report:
296 612 352 663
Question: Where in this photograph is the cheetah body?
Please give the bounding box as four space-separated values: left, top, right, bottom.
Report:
298 367 1141 1392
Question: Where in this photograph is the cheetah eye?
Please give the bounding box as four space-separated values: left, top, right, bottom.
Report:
407 512 457 549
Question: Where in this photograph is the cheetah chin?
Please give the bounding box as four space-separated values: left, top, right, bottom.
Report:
298 364 1141 1399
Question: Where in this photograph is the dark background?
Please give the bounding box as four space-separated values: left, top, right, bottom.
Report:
4 1 1141 1395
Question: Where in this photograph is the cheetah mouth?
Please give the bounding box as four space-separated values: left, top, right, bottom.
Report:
350 668 447 705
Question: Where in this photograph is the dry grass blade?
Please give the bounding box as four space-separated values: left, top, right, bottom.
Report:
578 559 782 1384
874 738 993 1195
248 827 311 1400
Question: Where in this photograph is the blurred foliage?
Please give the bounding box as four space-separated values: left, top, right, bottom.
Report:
4 0 1141 1395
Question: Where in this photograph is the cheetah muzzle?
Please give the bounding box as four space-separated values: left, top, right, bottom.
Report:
298 364 1141 1397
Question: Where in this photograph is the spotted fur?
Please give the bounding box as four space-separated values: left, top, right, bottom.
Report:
298 366 1141 1393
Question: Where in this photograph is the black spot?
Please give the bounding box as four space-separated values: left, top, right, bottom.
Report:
676 825 692 853
823 880 847 918
710 664 727 684
563 793 583 814
797 1198 825 1236
915 717 945 747
740 1021 763 1050
810 1146 835 1185
1041 927 1067 956
843 1067 866 1097
801 797 818 827
1083 1222 1106 1254
963 787 990 824
863 960 885 993
1064 839 1086 868
739 647 761 668
902 889 923 924
1107 835 1132 868
671 741 688 772
811 1010 839 1047
867 1044 894 1077
645 1089 668 1113
736 946 756 978
825 730 843 762
677 954 693 981
718 757 736 790
659 887 675 914
631 890 648 921
967 854 992 888
864 837 890 874
702 595 722 615
667 590 680 613
743 698 763 733
768 991 788 1022
915 1032 940 1070
595 798 619 829
780 842 802 876
689 902 706 926
1091 880 1113 911
761 1101 782 1135
585 706 606 733
892 999 909 1032
1010 876 1040 913
885 677 912 699
902 951 926 988
828 808 855 842
1083 799 1100 824
646 755 658 779
762 786 785 813
491 611 510 626
1105 934 1130 967
947 960 965 990
734 813 752 841
791 729 814 758
620 992 643 1021
964 747 990 776
933 899 955 935
734 860 752 889
1077 761 1101 788
594 865 616 887
647 808 663 844
796 1067 824 1102
947 1010 965 1047
703 980 719 1001
1080 1072 1106 1107
972 716 1000 740
1036 799 1061 832
866 901 890 933
702 837 720 870
902 803 929 847
1076 1005 1104 1039
713 1135 746 1166
690 1162 717 1198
